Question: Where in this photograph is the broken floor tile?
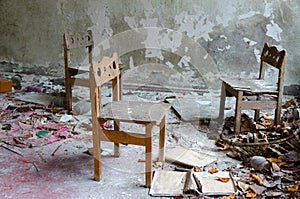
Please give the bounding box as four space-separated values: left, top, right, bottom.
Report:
165 145 217 168
193 171 236 196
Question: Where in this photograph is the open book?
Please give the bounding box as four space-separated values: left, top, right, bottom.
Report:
150 170 236 197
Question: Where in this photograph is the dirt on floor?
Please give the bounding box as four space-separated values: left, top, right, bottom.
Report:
0 72 299 199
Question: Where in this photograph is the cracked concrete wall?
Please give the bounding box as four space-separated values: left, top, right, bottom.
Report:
0 0 299 93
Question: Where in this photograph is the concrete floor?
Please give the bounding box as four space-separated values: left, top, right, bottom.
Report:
0 72 232 199
2 71 293 199
0 105 227 199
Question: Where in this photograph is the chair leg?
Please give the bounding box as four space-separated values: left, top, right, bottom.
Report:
159 115 166 163
218 83 226 124
114 120 120 157
65 75 72 112
145 123 154 188
234 91 243 134
274 100 282 125
93 123 102 181
254 109 260 121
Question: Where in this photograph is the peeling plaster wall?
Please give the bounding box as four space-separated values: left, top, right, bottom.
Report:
0 0 299 92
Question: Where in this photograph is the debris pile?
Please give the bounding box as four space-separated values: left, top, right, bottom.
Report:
0 74 84 148
0 100 80 148
216 96 300 198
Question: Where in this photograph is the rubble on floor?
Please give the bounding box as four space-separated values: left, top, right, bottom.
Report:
215 96 300 199
0 72 299 198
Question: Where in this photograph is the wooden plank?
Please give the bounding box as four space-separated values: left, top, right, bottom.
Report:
91 53 121 87
64 30 94 49
100 101 171 124
100 130 146 146
221 78 278 94
218 82 226 122
69 65 90 72
70 77 90 87
145 123 154 188
159 115 166 163
165 146 216 168
240 100 277 110
220 77 251 90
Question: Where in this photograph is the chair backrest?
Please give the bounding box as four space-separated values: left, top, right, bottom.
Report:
91 53 121 87
90 52 121 114
63 30 94 66
259 43 287 93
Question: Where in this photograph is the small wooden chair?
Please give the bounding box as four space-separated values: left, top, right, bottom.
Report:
63 30 94 112
89 53 171 188
219 43 287 133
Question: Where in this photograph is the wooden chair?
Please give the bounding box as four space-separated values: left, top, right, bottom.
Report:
63 30 94 112
219 43 287 133
89 53 171 188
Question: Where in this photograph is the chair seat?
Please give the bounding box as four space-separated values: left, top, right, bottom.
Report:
69 65 90 73
100 101 171 125
220 77 278 94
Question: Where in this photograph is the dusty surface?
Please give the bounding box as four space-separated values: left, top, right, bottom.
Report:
0 72 230 199
0 72 299 199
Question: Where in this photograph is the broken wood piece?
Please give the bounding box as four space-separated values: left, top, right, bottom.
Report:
19 158 39 173
0 144 24 156
51 144 62 156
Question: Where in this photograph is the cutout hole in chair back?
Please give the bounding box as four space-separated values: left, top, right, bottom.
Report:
92 53 120 86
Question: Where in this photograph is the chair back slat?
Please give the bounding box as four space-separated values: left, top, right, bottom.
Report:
261 43 286 70
64 30 94 49
91 53 120 87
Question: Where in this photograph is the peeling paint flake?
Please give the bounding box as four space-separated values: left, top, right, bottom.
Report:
266 21 282 42
140 18 158 27
124 16 138 29
142 28 182 60
243 37 257 46
238 11 260 20
220 35 227 42
264 0 273 18
254 48 260 63
129 56 134 69
174 11 213 41
177 55 191 68
203 53 208 60
165 61 174 69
